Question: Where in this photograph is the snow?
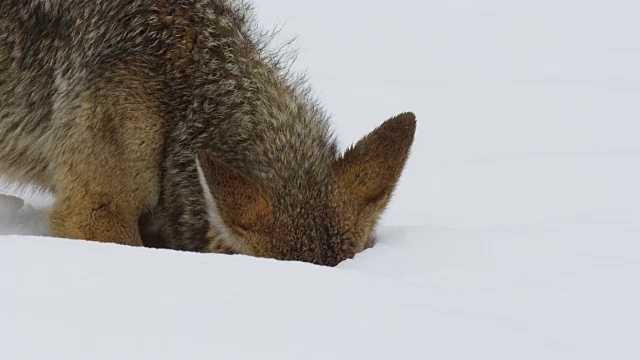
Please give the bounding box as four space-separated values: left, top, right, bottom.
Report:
2 0 640 359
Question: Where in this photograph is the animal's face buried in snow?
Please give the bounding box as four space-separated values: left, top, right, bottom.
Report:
198 113 416 266
0 0 415 264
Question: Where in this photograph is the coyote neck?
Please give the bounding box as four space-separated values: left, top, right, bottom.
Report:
161 22 338 193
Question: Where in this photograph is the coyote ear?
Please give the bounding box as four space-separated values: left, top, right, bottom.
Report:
196 151 272 230
333 112 416 206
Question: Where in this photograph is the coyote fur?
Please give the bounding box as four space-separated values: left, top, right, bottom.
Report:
0 0 416 266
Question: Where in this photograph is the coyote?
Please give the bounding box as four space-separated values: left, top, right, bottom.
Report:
0 0 416 266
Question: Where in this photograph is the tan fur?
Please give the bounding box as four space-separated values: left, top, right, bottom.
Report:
47 77 165 246
197 151 273 231
0 0 416 265
199 113 416 266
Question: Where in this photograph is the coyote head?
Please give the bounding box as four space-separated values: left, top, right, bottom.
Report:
197 112 416 266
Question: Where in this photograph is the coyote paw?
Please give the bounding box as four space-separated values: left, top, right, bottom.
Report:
0 194 49 236
0 194 25 217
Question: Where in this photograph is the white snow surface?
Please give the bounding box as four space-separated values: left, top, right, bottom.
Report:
2 1 640 359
